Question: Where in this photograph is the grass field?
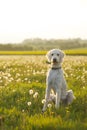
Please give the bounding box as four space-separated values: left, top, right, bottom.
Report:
0 55 87 130
0 48 87 55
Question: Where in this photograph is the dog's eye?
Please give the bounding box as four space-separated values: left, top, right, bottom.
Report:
51 54 54 56
57 54 59 56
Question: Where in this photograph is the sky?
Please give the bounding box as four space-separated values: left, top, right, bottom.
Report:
0 0 87 43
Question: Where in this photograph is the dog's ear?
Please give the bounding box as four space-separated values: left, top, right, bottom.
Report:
46 50 52 62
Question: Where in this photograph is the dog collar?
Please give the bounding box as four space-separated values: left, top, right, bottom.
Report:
51 67 61 70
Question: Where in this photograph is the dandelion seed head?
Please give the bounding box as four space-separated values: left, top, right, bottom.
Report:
22 109 25 112
83 87 85 89
47 103 52 108
27 102 31 106
42 99 46 104
25 78 28 81
29 89 33 95
33 92 38 98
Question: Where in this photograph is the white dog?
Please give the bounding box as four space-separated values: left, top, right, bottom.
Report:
42 49 75 112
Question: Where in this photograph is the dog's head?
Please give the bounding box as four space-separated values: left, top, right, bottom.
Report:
46 49 64 64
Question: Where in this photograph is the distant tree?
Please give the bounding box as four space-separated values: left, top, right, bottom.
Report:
0 38 87 51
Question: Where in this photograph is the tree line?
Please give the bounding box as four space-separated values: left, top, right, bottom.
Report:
0 38 87 51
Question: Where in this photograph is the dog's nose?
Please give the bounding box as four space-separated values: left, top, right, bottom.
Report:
53 58 57 62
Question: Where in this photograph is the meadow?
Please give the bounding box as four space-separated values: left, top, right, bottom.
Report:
0 55 87 130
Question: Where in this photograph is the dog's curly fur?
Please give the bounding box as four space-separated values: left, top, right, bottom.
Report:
42 49 75 112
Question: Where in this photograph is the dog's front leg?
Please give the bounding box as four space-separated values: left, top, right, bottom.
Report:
42 86 51 112
55 89 61 109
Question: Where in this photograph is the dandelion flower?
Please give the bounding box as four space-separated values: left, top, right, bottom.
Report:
22 109 25 112
27 102 31 106
83 87 85 89
25 78 28 81
29 89 33 95
47 103 52 108
33 92 38 98
42 99 46 104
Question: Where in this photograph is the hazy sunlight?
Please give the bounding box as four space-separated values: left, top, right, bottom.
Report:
0 0 87 43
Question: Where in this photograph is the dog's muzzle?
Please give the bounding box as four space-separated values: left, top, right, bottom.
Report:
53 58 57 63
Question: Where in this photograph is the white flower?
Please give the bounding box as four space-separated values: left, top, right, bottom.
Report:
25 78 28 81
47 103 52 108
7 73 11 77
33 92 38 98
16 78 21 82
27 102 31 106
29 89 33 95
42 99 46 104
83 87 85 89
22 109 25 112
13 89 16 92
16 73 20 77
